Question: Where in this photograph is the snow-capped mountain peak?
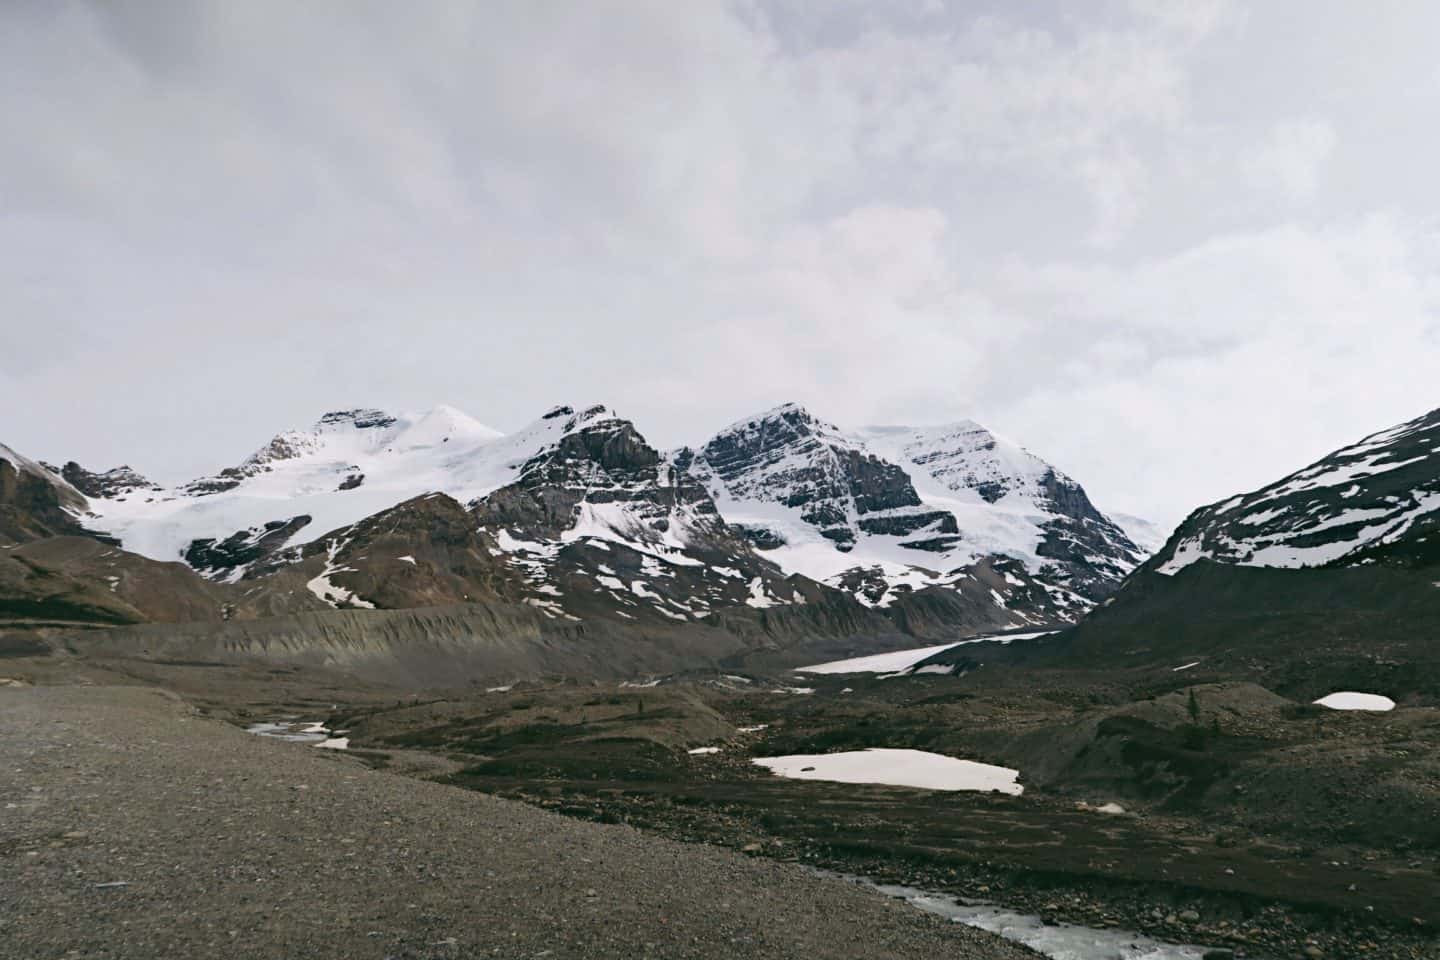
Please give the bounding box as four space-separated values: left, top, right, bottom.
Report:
684 404 1145 620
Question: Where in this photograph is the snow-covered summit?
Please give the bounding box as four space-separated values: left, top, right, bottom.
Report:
683 403 1145 618
82 404 602 572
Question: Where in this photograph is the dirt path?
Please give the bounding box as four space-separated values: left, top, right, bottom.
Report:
0 685 1036 960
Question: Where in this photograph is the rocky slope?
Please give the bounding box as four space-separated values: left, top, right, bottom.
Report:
1025 404 1440 688
1152 405 1440 574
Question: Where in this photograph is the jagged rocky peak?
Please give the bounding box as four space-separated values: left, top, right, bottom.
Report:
475 402 722 545
54 462 159 500
1154 405 1440 574
316 408 397 430
533 405 661 474
685 405 1150 620
692 402 950 552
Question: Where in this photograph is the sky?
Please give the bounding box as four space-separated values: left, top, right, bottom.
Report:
2 0 1438 528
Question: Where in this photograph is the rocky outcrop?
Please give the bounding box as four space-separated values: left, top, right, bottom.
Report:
687 404 953 556
184 516 313 581
54 462 159 500
0 444 97 545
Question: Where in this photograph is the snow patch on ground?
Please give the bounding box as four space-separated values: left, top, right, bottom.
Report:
796 632 1051 674
305 537 375 609
754 748 1023 795
1314 691 1395 711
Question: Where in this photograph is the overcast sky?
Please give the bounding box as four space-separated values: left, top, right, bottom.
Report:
3 1 1438 527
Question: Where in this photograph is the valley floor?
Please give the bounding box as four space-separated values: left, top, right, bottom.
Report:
0 683 1035 960
7 647 1440 960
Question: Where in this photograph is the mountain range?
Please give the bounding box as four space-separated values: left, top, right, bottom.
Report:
6 400 1439 685
2 402 1152 638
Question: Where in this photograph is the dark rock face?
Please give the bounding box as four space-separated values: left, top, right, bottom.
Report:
1149 405 1440 575
56 462 159 500
465 408 821 626
1033 468 1147 600
183 516 312 580
691 404 941 554
318 409 396 430
856 511 956 538
0 448 97 545
337 473 364 491
179 471 244 497
730 523 785 550
476 414 709 543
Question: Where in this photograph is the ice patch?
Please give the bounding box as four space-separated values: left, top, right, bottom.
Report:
687 746 721 755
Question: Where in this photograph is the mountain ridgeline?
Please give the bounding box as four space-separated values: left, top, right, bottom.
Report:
0 403 1154 667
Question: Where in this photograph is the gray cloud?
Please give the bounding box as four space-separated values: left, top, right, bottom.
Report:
2 0 1438 527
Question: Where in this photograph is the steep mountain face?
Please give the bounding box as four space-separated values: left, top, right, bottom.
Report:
1153 406 1440 574
467 404 813 626
0 443 95 545
858 421 1145 600
683 405 1144 626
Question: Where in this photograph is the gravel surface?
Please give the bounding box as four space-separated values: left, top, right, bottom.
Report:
0 685 1036 959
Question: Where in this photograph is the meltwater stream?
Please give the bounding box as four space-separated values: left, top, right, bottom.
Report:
820 873 1212 960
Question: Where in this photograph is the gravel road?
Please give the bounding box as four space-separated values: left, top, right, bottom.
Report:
0 685 1036 959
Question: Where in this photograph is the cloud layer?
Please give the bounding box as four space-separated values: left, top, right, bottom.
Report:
3 1 1438 526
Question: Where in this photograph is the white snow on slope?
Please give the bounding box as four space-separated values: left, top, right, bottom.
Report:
83 403 626 568
1157 408 1440 575
305 537 375 609
754 748 1023 794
